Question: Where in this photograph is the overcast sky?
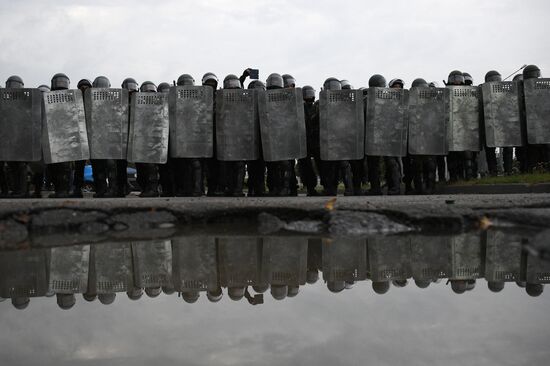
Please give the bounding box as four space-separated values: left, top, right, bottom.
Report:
1 0 549 91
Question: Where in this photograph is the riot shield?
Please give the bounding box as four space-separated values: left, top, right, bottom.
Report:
171 236 218 291
447 86 481 152
523 78 550 144
169 86 214 158
218 237 264 287
91 243 134 293
132 240 173 288
451 233 483 279
127 92 169 163
410 235 453 281
215 89 260 161
84 88 129 159
365 87 408 157
319 89 365 160
482 81 524 147
0 88 42 161
0 249 48 298
48 245 90 294
484 230 522 282
526 255 550 284
258 88 307 161
368 236 411 281
262 237 307 286
322 238 367 282
408 87 449 155
42 89 90 163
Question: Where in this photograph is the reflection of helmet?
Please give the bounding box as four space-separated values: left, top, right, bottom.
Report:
282 74 296 88
57 293 76 310
306 269 319 284
247 80 266 90
344 281 354 290
447 70 464 85
323 77 341 91
121 77 139 92
266 73 284 89
127 288 143 300
271 285 288 300
411 78 428 88
228 286 245 301
51 73 70 90
327 281 345 293
177 74 195 86
202 72 218 89
38 84 51 93
451 280 467 294
12 297 30 310
488 281 505 292
92 76 111 88
145 287 162 298
98 293 116 304
302 85 315 101
462 72 473 85
83 293 97 302
252 284 269 293
287 286 300 297
140 81 157 93
516 281 526 288
207 288 223 302
526 283 544 297
523 65 541 80
45 290 55 297
223 74 241 89
6 75 24 88
466 279 476 291
162 286 175 295
77 79 92 90
392 279 408 287
368 74 386 88
157 82 171 93
389 78 404 88
512 74 524 82
484 70 502 83
340 79 352 90
181 291 200 303
372 281 390 294
415 280 430 289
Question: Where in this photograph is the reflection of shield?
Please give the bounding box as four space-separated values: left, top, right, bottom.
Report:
169 86 214 158
523 78 550 144
216 89 259 161
451 233 482 279
447 86 481 152
218 237 264 287
172 236 218 291
319 89 365 160
410 235 452 280
92 243 134 293
84 88 129 159
484 231 522 282
48 245 90 294
42 89 90 163
0 250 48 298
258 88 307 161
322 239 367 282
0 88 42 161
408 87 448 155
132 241 173 288
127 92 169 163
368 237 411 281
262 237 307 286
365 87 408 157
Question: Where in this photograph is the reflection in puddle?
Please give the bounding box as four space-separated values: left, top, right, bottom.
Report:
0 229 548 310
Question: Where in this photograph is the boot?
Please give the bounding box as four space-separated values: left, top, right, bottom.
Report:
341 162 354 196
49 163 71 198
232 162 245 197
385 157 401 195
191 159 204 197
8 162 29 198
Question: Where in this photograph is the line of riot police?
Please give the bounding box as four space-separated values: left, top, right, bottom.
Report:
1 230 548 309
0 65 548 198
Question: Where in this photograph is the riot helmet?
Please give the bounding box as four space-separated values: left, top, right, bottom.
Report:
414 280 431 289
463 72 473 85
392 279 408 287
56 293 76 310
127 288 144 300
368 74 387 88
306 269 319 284
282 74 296 88
140 81 157 93
37 84 51 93
202 72 218 89
77 79 92 90
266 73 284 90
6 75 24 88
372 281 390 294
157 82 171 93
177 74 195 86
450 280 467 294
302 85 315 101
223 74 241 89
12 297 30 310
287 286 300 297
248 80 266 90
181 291 200 303
92 76 111 88
327 281 345 293
145 287 162 297
121 77 139 92
512 74 524 82
271 285 288 300
523 64 541 79
488 281 505 293
228 286 245 301
98 293 116 305
206 288 223 302
389 78 404 89
411 78 429 88
484 70 502 83
51 73 70 90
526 283 544 297
82 293 97 302
340 79 352 89
323 77 341 91
162 286 175 295
428 81 438 88
252 284 269 293
447 70 464 85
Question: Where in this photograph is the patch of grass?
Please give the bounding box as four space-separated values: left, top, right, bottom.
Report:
451 173 550 186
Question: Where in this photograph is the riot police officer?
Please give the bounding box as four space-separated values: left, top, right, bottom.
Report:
482 70 503 176
522 64 548 171
28 84 52 198
446 70 466 182
157 81 175 196
117 77 139 197
298 85 320 196
385 78 404 195
365 74 386 195
70 79 92 198
282 73 299 196
341 79 365 195
157 82 171 94
246 80 267 197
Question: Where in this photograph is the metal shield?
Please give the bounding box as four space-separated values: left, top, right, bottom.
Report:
262 237 307 286
526 254 550 284
42 89 90 164
48 245 90 294
451 233 483 279
127 92 169 163
410 235 452 281
91 243 134 293
218 237 264 287
169 86 214 158
481 81 524 147
0 250 48 298
447 86 481 152
319 89 365 160
132 240 173 288
368 236 411 281
484 231 522 282
408 87 449 155
365 87 408 157
321 238 367 282
84 88 129 159
523 78 550 144
0 88 42 161
257 88 307 161
171 236 218 291
215 89 260 161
